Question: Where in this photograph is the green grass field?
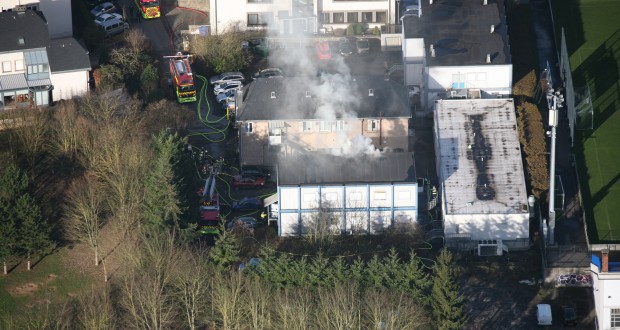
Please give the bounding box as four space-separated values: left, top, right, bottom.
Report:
551 0 620 243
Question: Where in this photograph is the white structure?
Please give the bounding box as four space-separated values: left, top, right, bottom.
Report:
209 0 398 35
276 153 418 236
434 99 529 253
0 10 90 109
401 0 512 110
591 250 620 330
1 0 73 38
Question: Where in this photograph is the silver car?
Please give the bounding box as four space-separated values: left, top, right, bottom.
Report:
213 81 243 95
209 72 245 85
90 2 116 16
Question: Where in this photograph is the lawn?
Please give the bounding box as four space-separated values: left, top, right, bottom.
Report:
551 0 620 243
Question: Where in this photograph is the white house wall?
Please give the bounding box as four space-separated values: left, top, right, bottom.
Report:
591 270 620 330
50 71 89 102
443 213 529 241
0 53 25 76
209 0 292 34
426 65 512 92
278 183 418 236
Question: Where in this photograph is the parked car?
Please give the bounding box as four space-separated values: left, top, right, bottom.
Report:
231 197 262 211
240 166 270 179
90 2 116 16
338 40 354 57
213 81 243 95
254 68 283 79
356 39 370 55
562 306 577 326
94 13 123 25
98 19 129 37
316 41 332 60
232 175 266 190
239 257 261 271
226 216 257 231
216 89 236 104
209 72 245 85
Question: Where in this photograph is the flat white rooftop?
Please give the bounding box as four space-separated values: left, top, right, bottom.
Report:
434 99 528 215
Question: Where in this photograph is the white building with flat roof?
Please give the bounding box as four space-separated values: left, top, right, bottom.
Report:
434 99 529 254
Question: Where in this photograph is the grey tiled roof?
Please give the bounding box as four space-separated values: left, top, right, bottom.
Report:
0 10 48 53
47 38 91 72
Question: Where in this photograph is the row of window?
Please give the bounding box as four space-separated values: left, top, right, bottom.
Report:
245 120 382 133
302 190 412 203
451 72 488 89
612 308 620 328
322 11 386 24
2 60 24 73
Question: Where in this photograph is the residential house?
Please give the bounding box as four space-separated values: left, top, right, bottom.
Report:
434 99 530 253
401 0 512 110
209 0 399 34
276 152 418 236
1 0 73 38
235 75 411 168
591 249 620 330
0 10 90 109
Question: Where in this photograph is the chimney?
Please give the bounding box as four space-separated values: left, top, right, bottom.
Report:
483 0 488 5
270 91 276 99
486 54 491 63
490 25 495 33
305 91 311 98
429 0 433 4
369 89 374 96
602 249 609 272
430 44 435 57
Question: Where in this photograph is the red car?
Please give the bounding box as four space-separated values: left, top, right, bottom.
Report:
232 175 266 189
316 41 332 60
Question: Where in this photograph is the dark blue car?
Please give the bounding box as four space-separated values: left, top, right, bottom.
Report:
231 197 262 211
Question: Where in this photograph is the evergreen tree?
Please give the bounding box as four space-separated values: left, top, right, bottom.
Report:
402 250 432 306
326 257 350 286
350 257 366 287
307 253 329 287
209 223 240 270
365 254 385 289
431 249 467 330
15 194 54 270
0 163 30 274
0 215 17 275
382 248 403 289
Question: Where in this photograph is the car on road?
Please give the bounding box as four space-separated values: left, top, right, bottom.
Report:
94 13 123 25
232 175 266 189
231 197 262 211
356 39 370 55
316 41 332 60
209 72 245 85
240 166 270 179
216 89 236 104
90 2 116 16
226 216 257 231
338 40 354 57
213 81 243 95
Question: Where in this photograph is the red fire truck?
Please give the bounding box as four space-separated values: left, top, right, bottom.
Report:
164 52 196 103
135 0 160 19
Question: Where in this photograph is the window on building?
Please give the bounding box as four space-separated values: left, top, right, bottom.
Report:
451 73 466 89
325 192 338 201
303 193 316 203
361 12 373 23
349 191 362 201
302 121 313 132
376 11 386 23
612 309 620 328
367 119 379 132
247 13 272 26
397 191 411 201
333 12 344 23
321 12 330 23
347 12 358 23
374 191 387 200
320 121 330 132
248 0 272 2
14 60 24 71
2 61 11 73
335 120 344 131
245 122 253 133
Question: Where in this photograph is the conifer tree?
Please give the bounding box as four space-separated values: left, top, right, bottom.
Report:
431 249 467 330
209 223 240 270
15 194 53 270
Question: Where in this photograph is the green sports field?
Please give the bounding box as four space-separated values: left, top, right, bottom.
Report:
551 0 620 243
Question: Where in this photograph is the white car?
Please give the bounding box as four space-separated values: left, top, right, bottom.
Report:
209 72 245 85
216 89 236 103
94 13 123 25
213 81 242 95
90 2 116 16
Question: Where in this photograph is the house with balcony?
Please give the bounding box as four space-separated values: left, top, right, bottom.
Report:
1 0 73 38
0 10 90 109
234 75 411 168
591 249 620 329
401 0 512 111
209 0 399 35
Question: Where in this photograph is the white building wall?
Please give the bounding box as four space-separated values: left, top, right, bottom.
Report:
278 183 418 236
591 268 620 330
1 0 73 38
50 70 89 102
209 0 292 34
0 52 25 76
427 65 512 92
443 213 529 241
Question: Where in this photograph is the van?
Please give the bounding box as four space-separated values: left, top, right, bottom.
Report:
536 304 552 325
98 19 129 37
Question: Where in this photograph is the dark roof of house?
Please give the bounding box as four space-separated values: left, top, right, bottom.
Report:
47 38 91 72
277 152 416 185
237 75 410 121
402 0 510 66
0 10 48 53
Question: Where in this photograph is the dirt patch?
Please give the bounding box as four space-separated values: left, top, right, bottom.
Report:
8 282 39 296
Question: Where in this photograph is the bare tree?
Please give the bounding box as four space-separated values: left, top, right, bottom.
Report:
77 285 116 330
272 287 313 330
124 28 149 55
363 288 430 330
7 108 51 171
209 271 246 329
51 100 82 158
302 206 340 250
173 248 212 330
242 277 272 330
64 176 106 267
314 282 361 330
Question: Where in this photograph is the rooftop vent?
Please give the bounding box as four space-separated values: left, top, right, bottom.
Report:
17 36 24 46
429 0 433 4
483 0 488 5
369 89 374 96
490 25 495 33
430 44 435 57
270 91 276 99
16 5 27 12
305 91 311 98
486 54 491 63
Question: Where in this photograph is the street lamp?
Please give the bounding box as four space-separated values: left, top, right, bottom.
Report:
546 88 564 246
